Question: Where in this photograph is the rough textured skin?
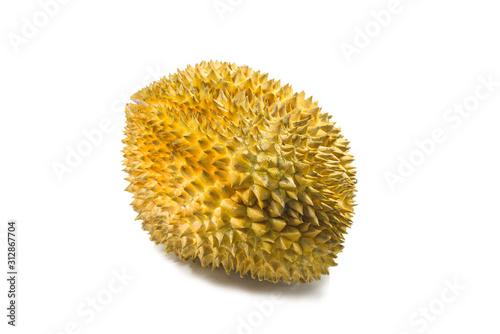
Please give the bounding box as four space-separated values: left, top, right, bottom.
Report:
123 61 356 284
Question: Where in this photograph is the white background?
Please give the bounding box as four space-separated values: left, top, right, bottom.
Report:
1 0 500 333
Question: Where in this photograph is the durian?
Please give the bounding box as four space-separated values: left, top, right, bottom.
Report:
123 61 356 284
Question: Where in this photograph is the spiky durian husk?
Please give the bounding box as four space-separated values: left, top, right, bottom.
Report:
123 61 356 284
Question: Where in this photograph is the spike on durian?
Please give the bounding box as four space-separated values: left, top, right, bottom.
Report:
122 61 357 284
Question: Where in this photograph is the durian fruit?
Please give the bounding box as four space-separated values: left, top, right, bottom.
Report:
123 61 356 284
